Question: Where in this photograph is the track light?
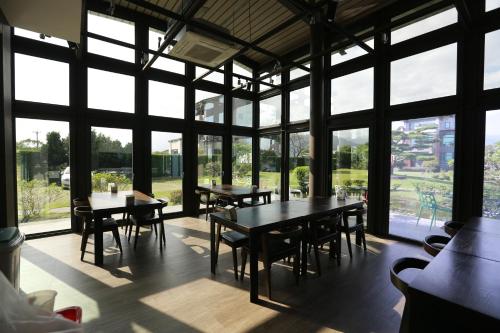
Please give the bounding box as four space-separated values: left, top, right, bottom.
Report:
246 82 252 91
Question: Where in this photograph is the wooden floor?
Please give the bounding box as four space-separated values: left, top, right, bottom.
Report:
20 217 430 333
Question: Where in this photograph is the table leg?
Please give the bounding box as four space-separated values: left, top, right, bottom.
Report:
301 221 308 276
94 215 104 266
249 232 259 303
238 198 243 208
210 217 216 274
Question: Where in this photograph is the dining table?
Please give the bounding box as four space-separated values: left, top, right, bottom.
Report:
406 217 500 332
209 197 364 302
88 190 163 266
197 184 272 208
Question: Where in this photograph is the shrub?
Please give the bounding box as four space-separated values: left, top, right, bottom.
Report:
353 179 365 187
167 189 183 205
19 180 44 220
294 166 309 196
204 162 221 178
92 172 131 192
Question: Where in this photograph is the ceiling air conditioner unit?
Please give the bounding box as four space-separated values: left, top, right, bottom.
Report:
168 21 241 67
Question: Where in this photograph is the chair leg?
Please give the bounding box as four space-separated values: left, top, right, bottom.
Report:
153 223 158 237
264 262 272 299
232 247 239 280
112 229 123 253
240 248 247 281
205 202 209 221
161 222 166 248
80 232 89 261
134 225 140 250
313 243 322 276
361 230 367 252
128 222 133 242
215 224 222 266
416 206 423 225
293 248 300 285
345 230 353 258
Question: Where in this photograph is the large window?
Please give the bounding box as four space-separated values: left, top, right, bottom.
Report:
196 66 224 84
289 132 310 200
331 68 373 114
332 128 369 201
16 119 70 234
259 72 281 92
14 28 68 47
198 135 223 186
195 90 224 123
390 43 457 105
91 127 133 193
483 110 500 219
88 68 135 113
484 29 500 90
232 136 252 187
148 28 185 75
389 115 455 241
149 81 184 119
232 98 253 127
391 8 457 45
290 62 310 81
331 39 374 65
289 87 310 122
486 0 500 11
233 61 252 87
260 135 281 200
260 95 281 127
152 132 183 213
15 54 69 106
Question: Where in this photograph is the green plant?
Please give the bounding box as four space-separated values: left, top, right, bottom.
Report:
204 161 221 178
294 166 309 197
343 179 352 187
46 183 64 208
167 189 183 205
353 179 365 187
92 172 131 192
391 183 401 191
18 180 44 221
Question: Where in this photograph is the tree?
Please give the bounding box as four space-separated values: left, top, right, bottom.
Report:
41 131 68 170
289 133 309 159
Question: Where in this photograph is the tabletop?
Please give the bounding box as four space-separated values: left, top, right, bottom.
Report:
210 197 363 233
463 216 500 235
197 184 272 198
88 190 161 213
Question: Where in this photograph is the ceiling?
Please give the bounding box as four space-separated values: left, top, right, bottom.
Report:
116 0 399 66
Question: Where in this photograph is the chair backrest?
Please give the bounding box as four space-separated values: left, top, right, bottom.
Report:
390 257 430 296
313 213 342 230
423 235 451 257
420 192 437 208
444 220 463 237
266 226 303 243
74 206 93 219
73 198 90 207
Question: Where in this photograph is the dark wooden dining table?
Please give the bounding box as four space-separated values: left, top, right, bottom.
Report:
406 217 500 332
88 190 163 266
197 184 272 208
209 197 364 302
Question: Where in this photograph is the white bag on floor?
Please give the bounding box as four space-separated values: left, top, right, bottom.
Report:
0 272 83 333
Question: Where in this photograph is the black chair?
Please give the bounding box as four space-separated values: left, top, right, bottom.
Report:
423 235 451 257
214 224 248 280
308 213 342 276
74 206 122 261
444 220 464 237
127 199 168 250
390 257 430 330
342 207 367 258
195 189 219 220
241 226 302 299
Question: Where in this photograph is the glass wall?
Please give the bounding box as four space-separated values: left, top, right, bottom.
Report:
148 28 186 74
260 135 281 201
198 135 223 186
232 136 252 187
16 119 70 234
195 90 224 123
232 98 253 127
483 110 500 219
260 95 281 127
289 132 310 200
331 68 373 114
149 80 184 118
88 68 135 113
151 132 183 213
289 86 310 122
389 115 455 240
332 128 369 201
484 29 500 90
331 39 374 65
91 127 133 192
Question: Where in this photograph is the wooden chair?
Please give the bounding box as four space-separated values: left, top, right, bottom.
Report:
342 207 367 258
423 235 451 257
74 206 122 261
214 224 248 280
444 220 464 237
127 199 168 250
195 189 218 220
308 213 342 276
241 226 302 299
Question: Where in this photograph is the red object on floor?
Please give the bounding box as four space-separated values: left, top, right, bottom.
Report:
55 306 82 323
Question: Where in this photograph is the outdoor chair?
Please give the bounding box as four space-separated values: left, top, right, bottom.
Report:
416 191 452 229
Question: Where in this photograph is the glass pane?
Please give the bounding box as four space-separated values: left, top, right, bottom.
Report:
332 128 369 225
233 61 252 87
331 39 374 66
289 132 310 200
389 115 455 241
486 0 500 11
289 86 310 122
196 66 224 84
259 72 281 92
483 110 500 219
14 28 68 47
391 8 457 45
484 29 500 90
232 136 252 187
88 11 134 44
15 53 69 106
16 119 70 234
331 68 373 114
148 28 185 75
88 68 135 113
390 43 457 105
152 131 183 213
232 98 253 127
290 63 310 81
198 135 223 186
260 135 281 201
87 37 135 63
195 90 224 123
260 95 281 127
91 127 133 192
149 80 184 119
